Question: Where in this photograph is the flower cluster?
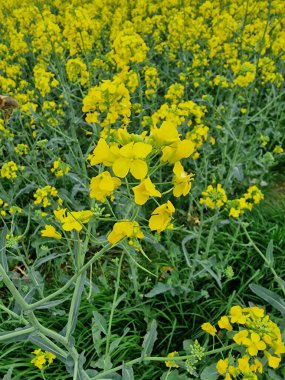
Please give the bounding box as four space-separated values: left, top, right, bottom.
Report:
31 348 56 370
51 158 70 177
228 186 264 218
1 161 22 179
34 186 62 208
202 306 285 379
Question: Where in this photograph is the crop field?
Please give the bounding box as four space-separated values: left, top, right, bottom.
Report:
0 0 285 379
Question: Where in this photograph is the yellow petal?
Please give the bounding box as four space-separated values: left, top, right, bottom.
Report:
130 160 148 180
113 158 130 178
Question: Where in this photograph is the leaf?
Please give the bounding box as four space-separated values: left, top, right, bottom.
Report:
3 367 13 380
63 274 86 338
29 335 66 362
122 364 134 380
197 259 222 289
266 239 274 266
92 311 107 335
182 234 196 267
33 296 70 310
267 369 282 379
114 292 127 308
249 284 285 315
232 165 244 181
0 226 8 272
144 283 172 298
160 370 189 380
34 252 68 268
141 319 157 357
109 328 130 354
200 363 219 380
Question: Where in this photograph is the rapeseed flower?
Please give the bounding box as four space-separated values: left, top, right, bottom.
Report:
200 184 227 209
132 177 161 205
172 161 194 197
112 142 152 180
165 351 179 368
201 322 217 336
54 209 93 232
149 201 175 233
90 171 121 202
41 225 62 240
108 220 144 245
31 348 56 370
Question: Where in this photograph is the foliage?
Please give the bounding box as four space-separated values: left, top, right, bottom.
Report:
0 0 284 379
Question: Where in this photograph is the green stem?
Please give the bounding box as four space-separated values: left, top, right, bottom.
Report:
65 233 84 341
204 209 219 257
0 326 35 342
0 302 28 324
0 264 28 310
241 223 285 296
90 344 237 379
104 254 124 369
25 243 111 310
37 333 68 359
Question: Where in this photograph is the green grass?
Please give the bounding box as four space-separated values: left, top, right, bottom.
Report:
1 182 284 379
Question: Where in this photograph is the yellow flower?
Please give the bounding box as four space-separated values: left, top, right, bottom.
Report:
112 142 152 179
244 186 264 204
201 322 217 336
229 207 241 218
244 306 264 319
41 225 62 240
165 351 179 368
161 139 195 163
151 122 180 147
149 201 175 233
90 171 121 202
264 351 281 368
233 330 248 345
172 161 194 197
1 161 20 180
34 185 59 208
243 332 266 356
51 158 70 177
88 138 117 166
31 348 56 370
218 316 232 331
237 355 250 372
229 305 248 324
132 177 161 205
31 353 46 370
108 220 144 245
250 358 263 374
54 210 93 232
200 184 227 209
216 358 228 374
54 208 66 222
273 145 283 154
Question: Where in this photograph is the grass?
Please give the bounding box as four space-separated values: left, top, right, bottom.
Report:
1 181 284 379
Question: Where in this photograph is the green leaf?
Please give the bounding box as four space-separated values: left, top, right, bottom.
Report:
249 284 285 315
141 319 157 357
3 367 13 380
200 363 219 380
122 364 134 380
144 283 172 298
92 311 107 335
267 369 282 380
266 239 274 266
0 226 8 272
160 370 189 380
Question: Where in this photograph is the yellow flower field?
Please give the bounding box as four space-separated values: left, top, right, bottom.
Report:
0 0 284 379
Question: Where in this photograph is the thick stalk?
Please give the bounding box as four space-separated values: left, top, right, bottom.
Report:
90 344 237 379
